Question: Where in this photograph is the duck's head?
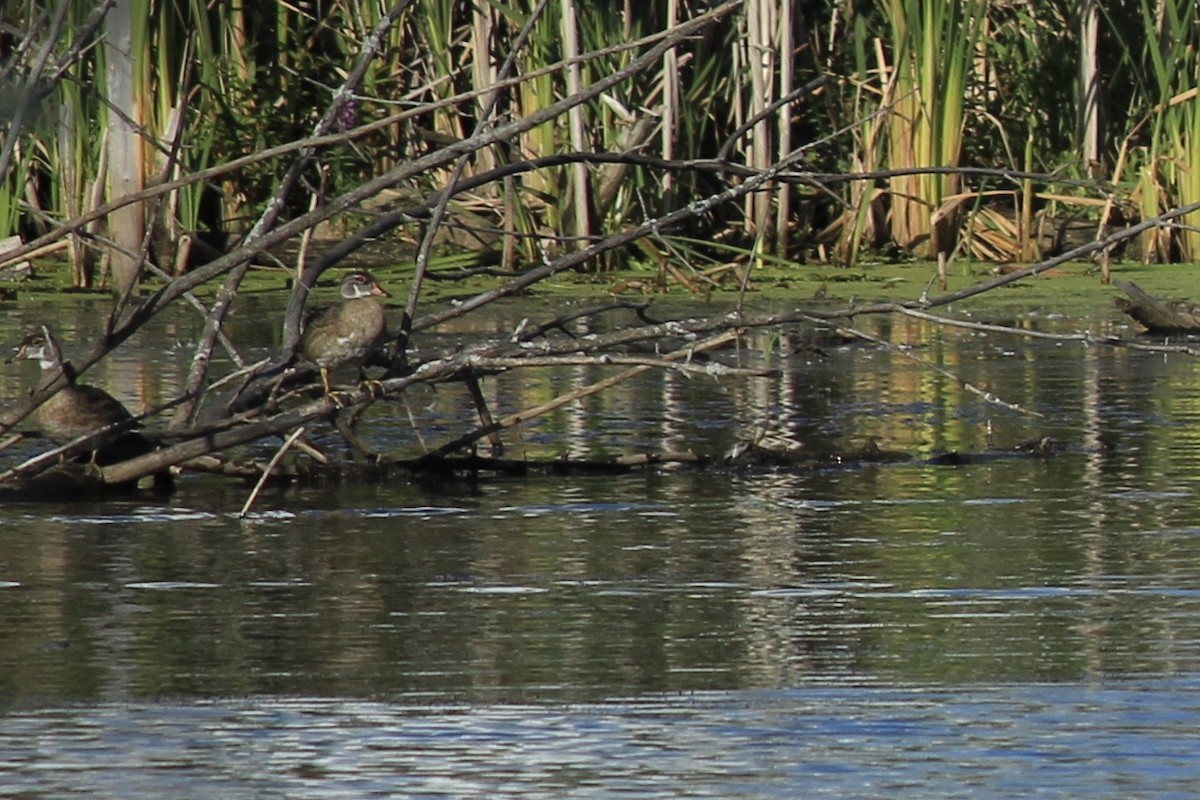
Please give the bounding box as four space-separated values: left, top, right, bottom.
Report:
7 325 64 371
340 271 390 300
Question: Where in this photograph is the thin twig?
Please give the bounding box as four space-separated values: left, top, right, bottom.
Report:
464 354 775 377
239 426 307 518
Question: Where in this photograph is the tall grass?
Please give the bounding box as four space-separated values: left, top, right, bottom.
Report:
0 139 30 242
879 0 985 258
1129 0 1200 261
8 0 1200 283
828 11 888 265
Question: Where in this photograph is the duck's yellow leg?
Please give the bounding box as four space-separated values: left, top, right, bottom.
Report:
320 367 354 408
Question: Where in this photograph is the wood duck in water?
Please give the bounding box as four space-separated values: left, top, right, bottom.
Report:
299 270 391 399
7 326 141 460
7 326 173 493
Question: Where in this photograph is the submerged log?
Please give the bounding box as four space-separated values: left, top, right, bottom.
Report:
0 430 1081 501
0 460 168 501
1114 279 1200 333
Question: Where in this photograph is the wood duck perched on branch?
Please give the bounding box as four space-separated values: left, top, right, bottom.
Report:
7 326 172 492
300 270 391 399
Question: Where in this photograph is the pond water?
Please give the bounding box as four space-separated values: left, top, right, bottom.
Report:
2 290 1200 798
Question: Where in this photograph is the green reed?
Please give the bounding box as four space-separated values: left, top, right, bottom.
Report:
879 0 985 258
14 0 1200 280
1131 0 1200 261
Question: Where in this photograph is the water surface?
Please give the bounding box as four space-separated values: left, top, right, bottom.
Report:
1 295 1199 797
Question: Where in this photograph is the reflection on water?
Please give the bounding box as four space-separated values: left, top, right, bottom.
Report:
3 297 1200 795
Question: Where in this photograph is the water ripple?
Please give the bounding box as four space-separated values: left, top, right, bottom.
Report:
1 684 1198 799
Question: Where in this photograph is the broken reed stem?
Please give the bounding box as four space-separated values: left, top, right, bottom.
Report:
239 425 307 518
464 372 504 452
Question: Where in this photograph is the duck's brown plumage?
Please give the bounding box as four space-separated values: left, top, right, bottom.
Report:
7 326 172 493
8 327 138 456
299 271 391 395
35 383 137 449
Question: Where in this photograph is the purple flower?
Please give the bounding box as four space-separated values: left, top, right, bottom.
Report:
336 98 358 132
